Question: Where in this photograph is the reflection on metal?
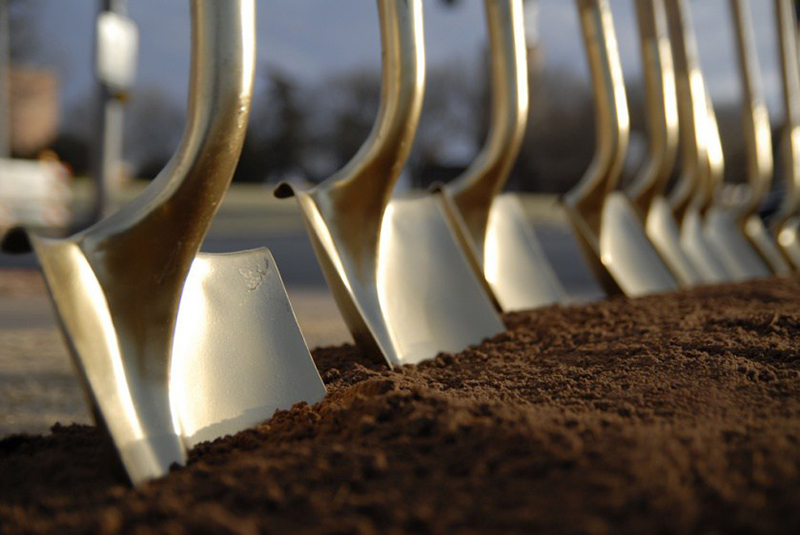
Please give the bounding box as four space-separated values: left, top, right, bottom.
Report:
665 0 767 282
3 0 255 485
437 0 564 311
563 0 677 297
772 0 800 268
663 0 732 283
629 0 701 287
729 0 791 275
171 249 326 448
276 0 503 368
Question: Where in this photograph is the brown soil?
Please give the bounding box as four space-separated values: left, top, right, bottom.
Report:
1 277 799 534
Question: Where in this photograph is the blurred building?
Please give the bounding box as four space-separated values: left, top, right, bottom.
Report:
9 66 59 156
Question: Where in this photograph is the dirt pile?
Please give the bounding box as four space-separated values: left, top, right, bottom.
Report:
1 277 799 534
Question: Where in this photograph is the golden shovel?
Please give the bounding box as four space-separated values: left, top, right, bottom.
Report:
2 0 325 484
627 0 703 287
562 0 679 298
436 0 564 312
703 0 782 280
276 0 503 368
771 0 800 269
661 0 734 284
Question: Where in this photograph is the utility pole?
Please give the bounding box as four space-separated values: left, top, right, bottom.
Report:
88 0 137 224
0 0 11 159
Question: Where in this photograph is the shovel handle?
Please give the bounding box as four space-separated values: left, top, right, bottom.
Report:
730 0 774 218
442 0 529 248
628 0 679 215
663 0 713 220
564 0 629 233
773 0 800 227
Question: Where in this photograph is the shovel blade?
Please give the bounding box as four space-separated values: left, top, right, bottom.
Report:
599 192 679 297
481 194 565 311
377 196 505 365
744 215 793 276
645 196 704 287
172 248 326 448
706 207 772 280
30 234 185 486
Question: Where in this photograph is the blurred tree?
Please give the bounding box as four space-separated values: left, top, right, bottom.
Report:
313 68 380 174
261 69 308 182
47 132 90 174
122 87 184 179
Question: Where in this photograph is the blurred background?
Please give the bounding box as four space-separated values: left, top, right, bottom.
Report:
0 0 792 195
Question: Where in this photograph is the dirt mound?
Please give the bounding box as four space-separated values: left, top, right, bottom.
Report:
1 277 799 534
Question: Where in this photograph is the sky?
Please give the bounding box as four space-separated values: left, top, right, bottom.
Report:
20 0 787 130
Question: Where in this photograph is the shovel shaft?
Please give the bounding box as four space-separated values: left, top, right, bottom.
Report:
318 0 425 219
444 0 529 248
565 0 629 234
664 0 714 220
730 0 774 217
773 0 800 228
628 0 679 215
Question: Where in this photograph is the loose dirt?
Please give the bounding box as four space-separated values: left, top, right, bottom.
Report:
1 277 799 534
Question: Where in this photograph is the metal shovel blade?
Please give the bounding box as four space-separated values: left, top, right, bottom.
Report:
29 234 186 484
645 196 704 286
379 195 505 365
291 188 504 368
679 207 732 283
706 206 772 280
599 192 679 297
479 194 564 310
171 248 326 448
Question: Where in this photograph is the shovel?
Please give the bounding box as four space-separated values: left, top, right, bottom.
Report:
562 0 679 298
660 0 733 284
727 0 792 276
2 0 325 485
276 0 503 368
626 0 703 288
770 0 800 269
435 0 565 312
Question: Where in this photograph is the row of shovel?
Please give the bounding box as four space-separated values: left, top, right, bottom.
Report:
3 0 799 486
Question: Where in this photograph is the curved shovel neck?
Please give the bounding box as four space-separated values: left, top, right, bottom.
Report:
773 0 800 228
664 0 713 220
315 0 425 221
730 0 774 218
628 0 679 215
566 0 629 234
445 0 529 247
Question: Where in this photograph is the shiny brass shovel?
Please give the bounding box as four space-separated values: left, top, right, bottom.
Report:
562 0 679 297
661 0 733 284
436 0 564 312
728 0 792 276
702 0 779 280
627 0 703 287
276 0 503 368
3 0 325 484
771 0 800 269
